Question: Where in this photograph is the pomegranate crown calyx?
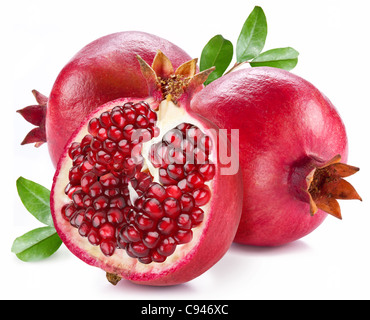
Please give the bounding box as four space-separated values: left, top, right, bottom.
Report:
137 50 215 104
307 154 362 220
17 90 48 147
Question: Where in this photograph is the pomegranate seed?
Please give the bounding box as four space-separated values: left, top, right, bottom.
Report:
102 139 117 153
199 135 212 152
73 154 84 166
123 102 134 108
186 127 203 146
67 185 82 199
81 135 93 148
99 223 115 239
158 217 177 235
99 111 112 128
135 212 155 231
83 195 92 207
69 166 82 184
68 142 80 159
87 151 96 165
110 109 126 128
96 127 108 141
123 124 135 140
88 181 103 198
177 213 192 230
178 178 191 192
87 229 101 246
198 163 216 181
90 138 102 151
138 256 152 264
117 139 130 155
174 229 193 244
107 126 124 141
151 250 166 263
186 172 204 189
134 196 145 210
107 208 124 225
117 237 128 250
104 188 120 197
166 185 182 199
158 237 177 257
122 108 136 124
168 148 185 165
72 190 85 208
79 160 94 173
147 109 157 124
159 168 177 185
156 144 171 168
167 164 185 180
78 222 91 237
109 196 126 209
125 224 141 242
181 139 194 157
163 129 183 148
117 224 129 245
137 173 152 191
135 101 150 114
84 207 94 221
129 241 150 258
96 150 112 165
69 209 85 228
100 240 116 256
193 186 211 206
146 183 167 202
191 207 204 227
180 194 195 213
143 198 164 220
194 147 207 164
88 118 101 136
143 231 160 249
136 115 149 128
80 172 97 193
112 151 124 164
61 203 76 221
176 123 193 134
93 195 109 210
93 163 109 176
100 173 120 188
91 211 107 228
184 162 196 174
163 197 181 218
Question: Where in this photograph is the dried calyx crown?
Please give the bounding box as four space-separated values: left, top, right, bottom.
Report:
307 154 361 219
137 50 214 104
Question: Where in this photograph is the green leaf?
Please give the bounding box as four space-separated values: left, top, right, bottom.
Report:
250 47 299 70
11 226 62 262
16 177 53 226
200 34 233 85
236 6 267 62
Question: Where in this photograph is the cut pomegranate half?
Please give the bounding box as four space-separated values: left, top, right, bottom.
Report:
51 52 243 286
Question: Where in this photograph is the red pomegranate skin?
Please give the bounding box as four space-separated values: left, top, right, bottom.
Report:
191 67 348 246
46 31 192 166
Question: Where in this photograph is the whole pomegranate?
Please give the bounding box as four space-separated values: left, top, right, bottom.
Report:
191 67 361 246
51 52 242 286
18 31 193 167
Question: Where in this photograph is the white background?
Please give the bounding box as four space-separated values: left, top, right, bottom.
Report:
2 0 370 300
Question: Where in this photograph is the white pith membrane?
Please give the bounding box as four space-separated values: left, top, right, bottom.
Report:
52 97 217 279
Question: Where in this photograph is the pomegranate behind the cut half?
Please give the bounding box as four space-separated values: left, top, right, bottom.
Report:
51 53 242 286
18 31 193 167
191 67 361 246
